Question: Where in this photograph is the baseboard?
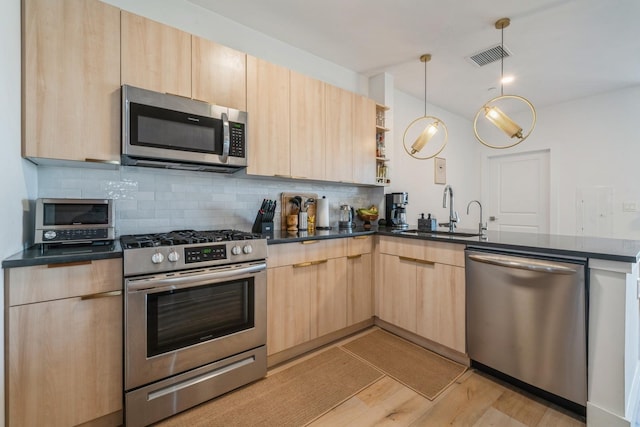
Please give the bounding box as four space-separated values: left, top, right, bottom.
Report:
374 317 470 366
267 319 374 368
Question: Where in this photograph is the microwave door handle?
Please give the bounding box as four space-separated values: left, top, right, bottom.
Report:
220 112 230 163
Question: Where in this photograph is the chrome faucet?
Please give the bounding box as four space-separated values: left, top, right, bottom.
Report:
442 185 459 232
466 200 487 236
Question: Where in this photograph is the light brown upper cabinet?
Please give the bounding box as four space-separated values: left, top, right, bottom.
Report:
121 11 191 97
22 0 121 164
325 84 354 183
192 36 246 111
290 71 326 180
353 94 377 185
246 56 291 177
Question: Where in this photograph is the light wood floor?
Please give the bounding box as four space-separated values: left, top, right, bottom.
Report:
271 328 586 427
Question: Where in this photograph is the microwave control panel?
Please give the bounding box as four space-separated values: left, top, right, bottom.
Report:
229 122 245 158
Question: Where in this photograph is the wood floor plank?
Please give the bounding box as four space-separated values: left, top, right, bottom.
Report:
308 376 433 426
408 372 506 426
492 387 548 426
473 407 528 427
537 407 586 427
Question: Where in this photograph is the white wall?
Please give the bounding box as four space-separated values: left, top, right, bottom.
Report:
475 86 640 239
390 91 482 228
0 1 38 425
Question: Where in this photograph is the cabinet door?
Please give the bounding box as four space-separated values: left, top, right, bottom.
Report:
313 258 348 337
22 0 120 163
416 263 466 352
192 36 246 110
121 11 191 97
290 71 325 180
378 254 417 332
325 84 353 182
352 94 377 185
267 265 312 355
8 293 122 427
347 253 373 325
246 56 291 177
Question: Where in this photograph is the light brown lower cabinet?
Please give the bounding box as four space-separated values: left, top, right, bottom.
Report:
377 236 466 354
266 237 376 356
5 258 123 427
267 256 347 355
346 235 374 325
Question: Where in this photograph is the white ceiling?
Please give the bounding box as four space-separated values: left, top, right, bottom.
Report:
188 0 640 119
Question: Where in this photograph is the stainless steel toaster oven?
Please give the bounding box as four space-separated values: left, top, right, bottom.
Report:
34 198 115 245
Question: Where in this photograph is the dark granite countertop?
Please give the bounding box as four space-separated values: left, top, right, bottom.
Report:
376 227 640 263
264 224 640 263
265 225 376 244
2 241 122 269
5 225 639 269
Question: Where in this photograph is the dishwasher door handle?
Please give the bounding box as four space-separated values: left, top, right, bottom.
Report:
468 253 578 274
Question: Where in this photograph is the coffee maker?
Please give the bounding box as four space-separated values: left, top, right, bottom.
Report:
385 192 409 229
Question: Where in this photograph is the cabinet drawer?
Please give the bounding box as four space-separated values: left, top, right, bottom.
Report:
347 235 373 256
7 258 123 306
267 239 347 268
378 235 464 267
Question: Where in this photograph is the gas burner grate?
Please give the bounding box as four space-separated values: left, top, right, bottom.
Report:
121 229 263 249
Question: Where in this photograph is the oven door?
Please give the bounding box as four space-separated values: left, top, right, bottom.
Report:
124 261 266 391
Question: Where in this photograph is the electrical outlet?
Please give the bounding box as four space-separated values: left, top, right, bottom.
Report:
623 201 638 212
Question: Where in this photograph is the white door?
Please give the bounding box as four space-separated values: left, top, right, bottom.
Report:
484 150 550 233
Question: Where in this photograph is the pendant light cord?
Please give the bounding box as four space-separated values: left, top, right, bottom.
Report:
424 57 428 116
500 25 504 96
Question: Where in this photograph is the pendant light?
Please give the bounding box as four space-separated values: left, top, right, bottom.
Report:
473 18 536 149
403 54 448 160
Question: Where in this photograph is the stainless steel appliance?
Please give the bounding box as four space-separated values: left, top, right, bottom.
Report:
465 248 587 414
34 198 115 245
338 203 355 229
385 192 409 229
122 85 248 173
121 229 268 427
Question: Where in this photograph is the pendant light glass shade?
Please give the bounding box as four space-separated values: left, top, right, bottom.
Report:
473 18 536 149
403 54 448 160
411 121 440 154
484 105 522 138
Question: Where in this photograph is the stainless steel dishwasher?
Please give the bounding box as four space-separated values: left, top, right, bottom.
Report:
465 247 587 412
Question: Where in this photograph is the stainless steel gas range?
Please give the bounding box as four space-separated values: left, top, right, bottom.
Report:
121 229 268 427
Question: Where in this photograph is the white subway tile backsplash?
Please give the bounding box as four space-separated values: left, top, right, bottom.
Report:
38 165 384 236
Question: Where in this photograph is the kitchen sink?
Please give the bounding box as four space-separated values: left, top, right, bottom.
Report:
398 229 481 238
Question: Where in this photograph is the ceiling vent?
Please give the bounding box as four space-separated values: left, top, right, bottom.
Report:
466 44 511 67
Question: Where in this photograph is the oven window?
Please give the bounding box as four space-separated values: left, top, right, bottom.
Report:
43 203 109 225
147 278 254 357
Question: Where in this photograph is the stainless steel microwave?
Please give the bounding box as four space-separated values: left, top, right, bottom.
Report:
35 198 115 245
121 85 248 173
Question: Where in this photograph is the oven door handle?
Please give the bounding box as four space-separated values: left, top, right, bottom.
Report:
127 262 266 292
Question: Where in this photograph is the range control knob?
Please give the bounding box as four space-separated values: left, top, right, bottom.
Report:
167 250 180 262
151 252 165 264
44 230 57 240
242 244 253 255
231 245 242 256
